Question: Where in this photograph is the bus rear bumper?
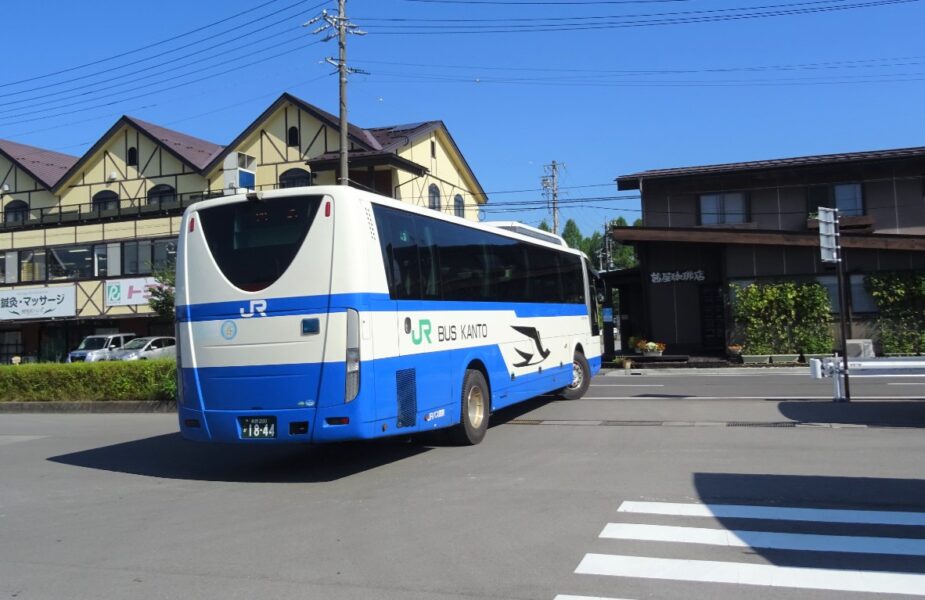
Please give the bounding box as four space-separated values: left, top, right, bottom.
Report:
178 407 318 444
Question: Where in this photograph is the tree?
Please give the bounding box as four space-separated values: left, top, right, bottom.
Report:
608 216 637 269
561 219 583 250
148 261 176 322
632 218 643 227
537 219 551 232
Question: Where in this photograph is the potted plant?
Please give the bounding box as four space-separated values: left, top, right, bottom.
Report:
643 341 665 357
727 343 743 356
634 338 647 354
627 336 642 354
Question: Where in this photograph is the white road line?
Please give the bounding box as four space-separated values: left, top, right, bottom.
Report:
554 596 635 600
618 501 925 526
575 553 925 596
888 382 924 385
584 395 925 400
600 523 925 556
589 384 665 387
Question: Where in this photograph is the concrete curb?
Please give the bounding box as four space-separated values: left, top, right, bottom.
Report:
600 367 808 376
0 401 176 413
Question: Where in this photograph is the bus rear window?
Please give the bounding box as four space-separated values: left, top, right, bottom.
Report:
198 195 323 291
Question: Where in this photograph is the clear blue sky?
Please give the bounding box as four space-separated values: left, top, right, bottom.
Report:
3 0 924 237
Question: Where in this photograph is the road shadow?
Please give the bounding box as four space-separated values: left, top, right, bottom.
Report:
48 433 432 483
693 472 925 574
777 400 925 428
489 393 558 426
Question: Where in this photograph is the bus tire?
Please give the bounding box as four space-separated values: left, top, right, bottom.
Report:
559 351 591 400
448 369 489 445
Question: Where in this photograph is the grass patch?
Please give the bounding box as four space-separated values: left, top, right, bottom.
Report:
0 360 176 402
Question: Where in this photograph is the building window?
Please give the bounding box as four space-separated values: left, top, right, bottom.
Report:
123 240 152 275
3 200 28 227
47 245 94 281
428 184 441 211
18 249 46 282
127 147 138 167
431 139 436 159
147 184 177 208
850 274 878 313
92 190 120 213
0 331 23 365
807 183 864 217
287 126 300 148
454 194 464 218
834 183 863 217
153 239 177 271
0 251 5 284
93 244 109 277
123 238 177 274
279 168 312 189
699 192 747 225
816 275 840 314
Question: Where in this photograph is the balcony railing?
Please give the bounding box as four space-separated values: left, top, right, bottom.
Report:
0 192 212 232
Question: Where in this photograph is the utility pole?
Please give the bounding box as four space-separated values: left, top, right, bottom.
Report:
541 160 562 235
306 1 366 186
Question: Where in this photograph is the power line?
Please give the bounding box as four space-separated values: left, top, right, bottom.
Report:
352 54 925 75
0 0 330 101
0 0 299 89
368 0 919 33
404 0 689 4
0 41 323 128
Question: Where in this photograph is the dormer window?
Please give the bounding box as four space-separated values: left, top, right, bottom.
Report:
127 147 138 167
287 126 300 148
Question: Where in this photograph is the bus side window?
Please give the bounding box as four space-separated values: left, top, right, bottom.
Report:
414 216 441 300
373 207 422 300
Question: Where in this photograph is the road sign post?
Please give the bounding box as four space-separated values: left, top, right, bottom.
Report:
818 207 851 402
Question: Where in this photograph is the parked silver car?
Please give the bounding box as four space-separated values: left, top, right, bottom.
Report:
67 333 136 363
110 336 176 361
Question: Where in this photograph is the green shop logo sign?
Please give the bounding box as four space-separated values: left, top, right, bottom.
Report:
405 318 432 345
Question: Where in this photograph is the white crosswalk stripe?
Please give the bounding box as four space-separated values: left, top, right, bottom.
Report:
557 500 925 598
600 522 925 556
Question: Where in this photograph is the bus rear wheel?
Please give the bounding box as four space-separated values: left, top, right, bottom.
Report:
448 369 489 445
559 351 590 400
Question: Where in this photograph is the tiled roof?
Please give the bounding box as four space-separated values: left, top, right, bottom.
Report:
367 121 442 152
126 117 224 170
617 145 925 189
0 139 78 189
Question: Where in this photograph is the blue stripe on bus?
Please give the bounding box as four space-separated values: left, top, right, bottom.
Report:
177 294 589 322
178 344 600 444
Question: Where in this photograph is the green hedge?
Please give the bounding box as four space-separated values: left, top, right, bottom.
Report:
0 360 176 402
730 282 833 354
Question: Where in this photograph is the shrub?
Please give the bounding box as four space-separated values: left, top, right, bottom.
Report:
865 272 925 354
730 282 833 355
0 360 176 403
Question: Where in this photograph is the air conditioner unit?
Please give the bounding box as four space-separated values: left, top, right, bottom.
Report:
222 152 256 191
846 339 875 359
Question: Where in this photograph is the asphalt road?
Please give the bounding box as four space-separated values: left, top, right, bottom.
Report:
1 370 924 600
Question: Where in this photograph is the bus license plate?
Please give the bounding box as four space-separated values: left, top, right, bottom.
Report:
240 416 277 439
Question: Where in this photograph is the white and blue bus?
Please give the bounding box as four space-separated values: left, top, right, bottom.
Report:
176 186 601 445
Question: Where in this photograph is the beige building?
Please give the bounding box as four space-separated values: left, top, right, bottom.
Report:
0 92 487 362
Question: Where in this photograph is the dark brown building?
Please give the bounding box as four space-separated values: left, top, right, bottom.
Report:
611 146 925 355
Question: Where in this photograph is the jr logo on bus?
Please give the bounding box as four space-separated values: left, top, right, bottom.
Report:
410 319 432 345
240 300 267 318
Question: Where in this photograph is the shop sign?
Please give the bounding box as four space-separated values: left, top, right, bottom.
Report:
650 270 706 284
0 286 76 320
105 277 158 307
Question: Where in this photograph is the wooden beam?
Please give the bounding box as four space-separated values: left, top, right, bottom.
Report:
611 226 925 252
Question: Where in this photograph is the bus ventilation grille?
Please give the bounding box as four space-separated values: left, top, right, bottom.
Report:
396 368 417 428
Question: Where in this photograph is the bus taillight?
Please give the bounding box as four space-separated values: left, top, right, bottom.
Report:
345 309 360 402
